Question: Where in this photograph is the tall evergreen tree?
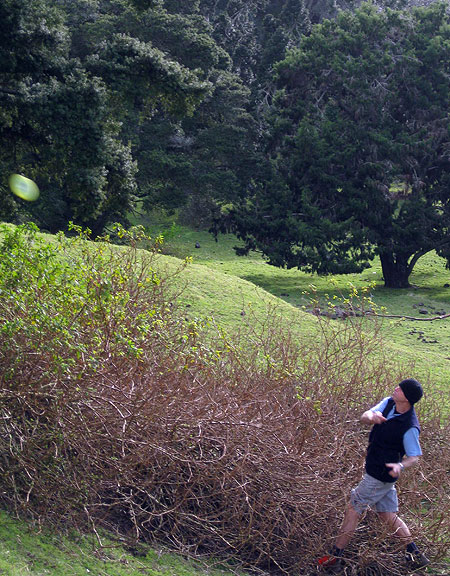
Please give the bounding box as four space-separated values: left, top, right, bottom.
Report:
59 0 255 226
119 0 262 224
227 2 450 288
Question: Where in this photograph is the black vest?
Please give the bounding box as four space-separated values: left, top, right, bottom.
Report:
365 398 420 483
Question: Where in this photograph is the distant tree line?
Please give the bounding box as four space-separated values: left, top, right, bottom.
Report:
1 0 448 286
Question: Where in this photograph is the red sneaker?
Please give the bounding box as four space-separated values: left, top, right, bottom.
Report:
318 555 338 567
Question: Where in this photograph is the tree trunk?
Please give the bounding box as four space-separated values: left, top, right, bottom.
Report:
379 253 411 289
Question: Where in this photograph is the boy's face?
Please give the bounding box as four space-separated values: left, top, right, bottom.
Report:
393 385 408 404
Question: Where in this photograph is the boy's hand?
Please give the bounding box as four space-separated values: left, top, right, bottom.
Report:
386 463 402 478
371 410 387 424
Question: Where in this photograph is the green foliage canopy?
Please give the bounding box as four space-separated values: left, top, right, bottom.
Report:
57 0 257 227
2 0 446 238
0 0 214 234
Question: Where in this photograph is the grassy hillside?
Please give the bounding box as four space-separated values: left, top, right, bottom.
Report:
3 221 449 397
147 223 450 396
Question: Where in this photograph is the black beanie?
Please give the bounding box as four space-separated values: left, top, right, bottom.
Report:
399 378 423 405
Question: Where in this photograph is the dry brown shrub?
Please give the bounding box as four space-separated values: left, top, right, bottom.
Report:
0 224 448 575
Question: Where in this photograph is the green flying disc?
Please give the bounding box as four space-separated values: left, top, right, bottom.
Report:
9 174 40 201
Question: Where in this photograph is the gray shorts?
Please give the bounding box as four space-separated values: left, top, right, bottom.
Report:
350 473 398 514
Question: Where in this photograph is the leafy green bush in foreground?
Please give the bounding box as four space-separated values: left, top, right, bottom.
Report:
0 223 448 575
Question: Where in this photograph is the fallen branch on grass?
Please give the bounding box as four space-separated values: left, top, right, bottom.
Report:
368 312 450 322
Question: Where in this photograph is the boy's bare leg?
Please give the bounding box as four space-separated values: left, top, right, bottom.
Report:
377 512 411 544
335 503 361 550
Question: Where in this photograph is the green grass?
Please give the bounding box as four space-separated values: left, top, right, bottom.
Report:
146 223 450 395
0 510 240 576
